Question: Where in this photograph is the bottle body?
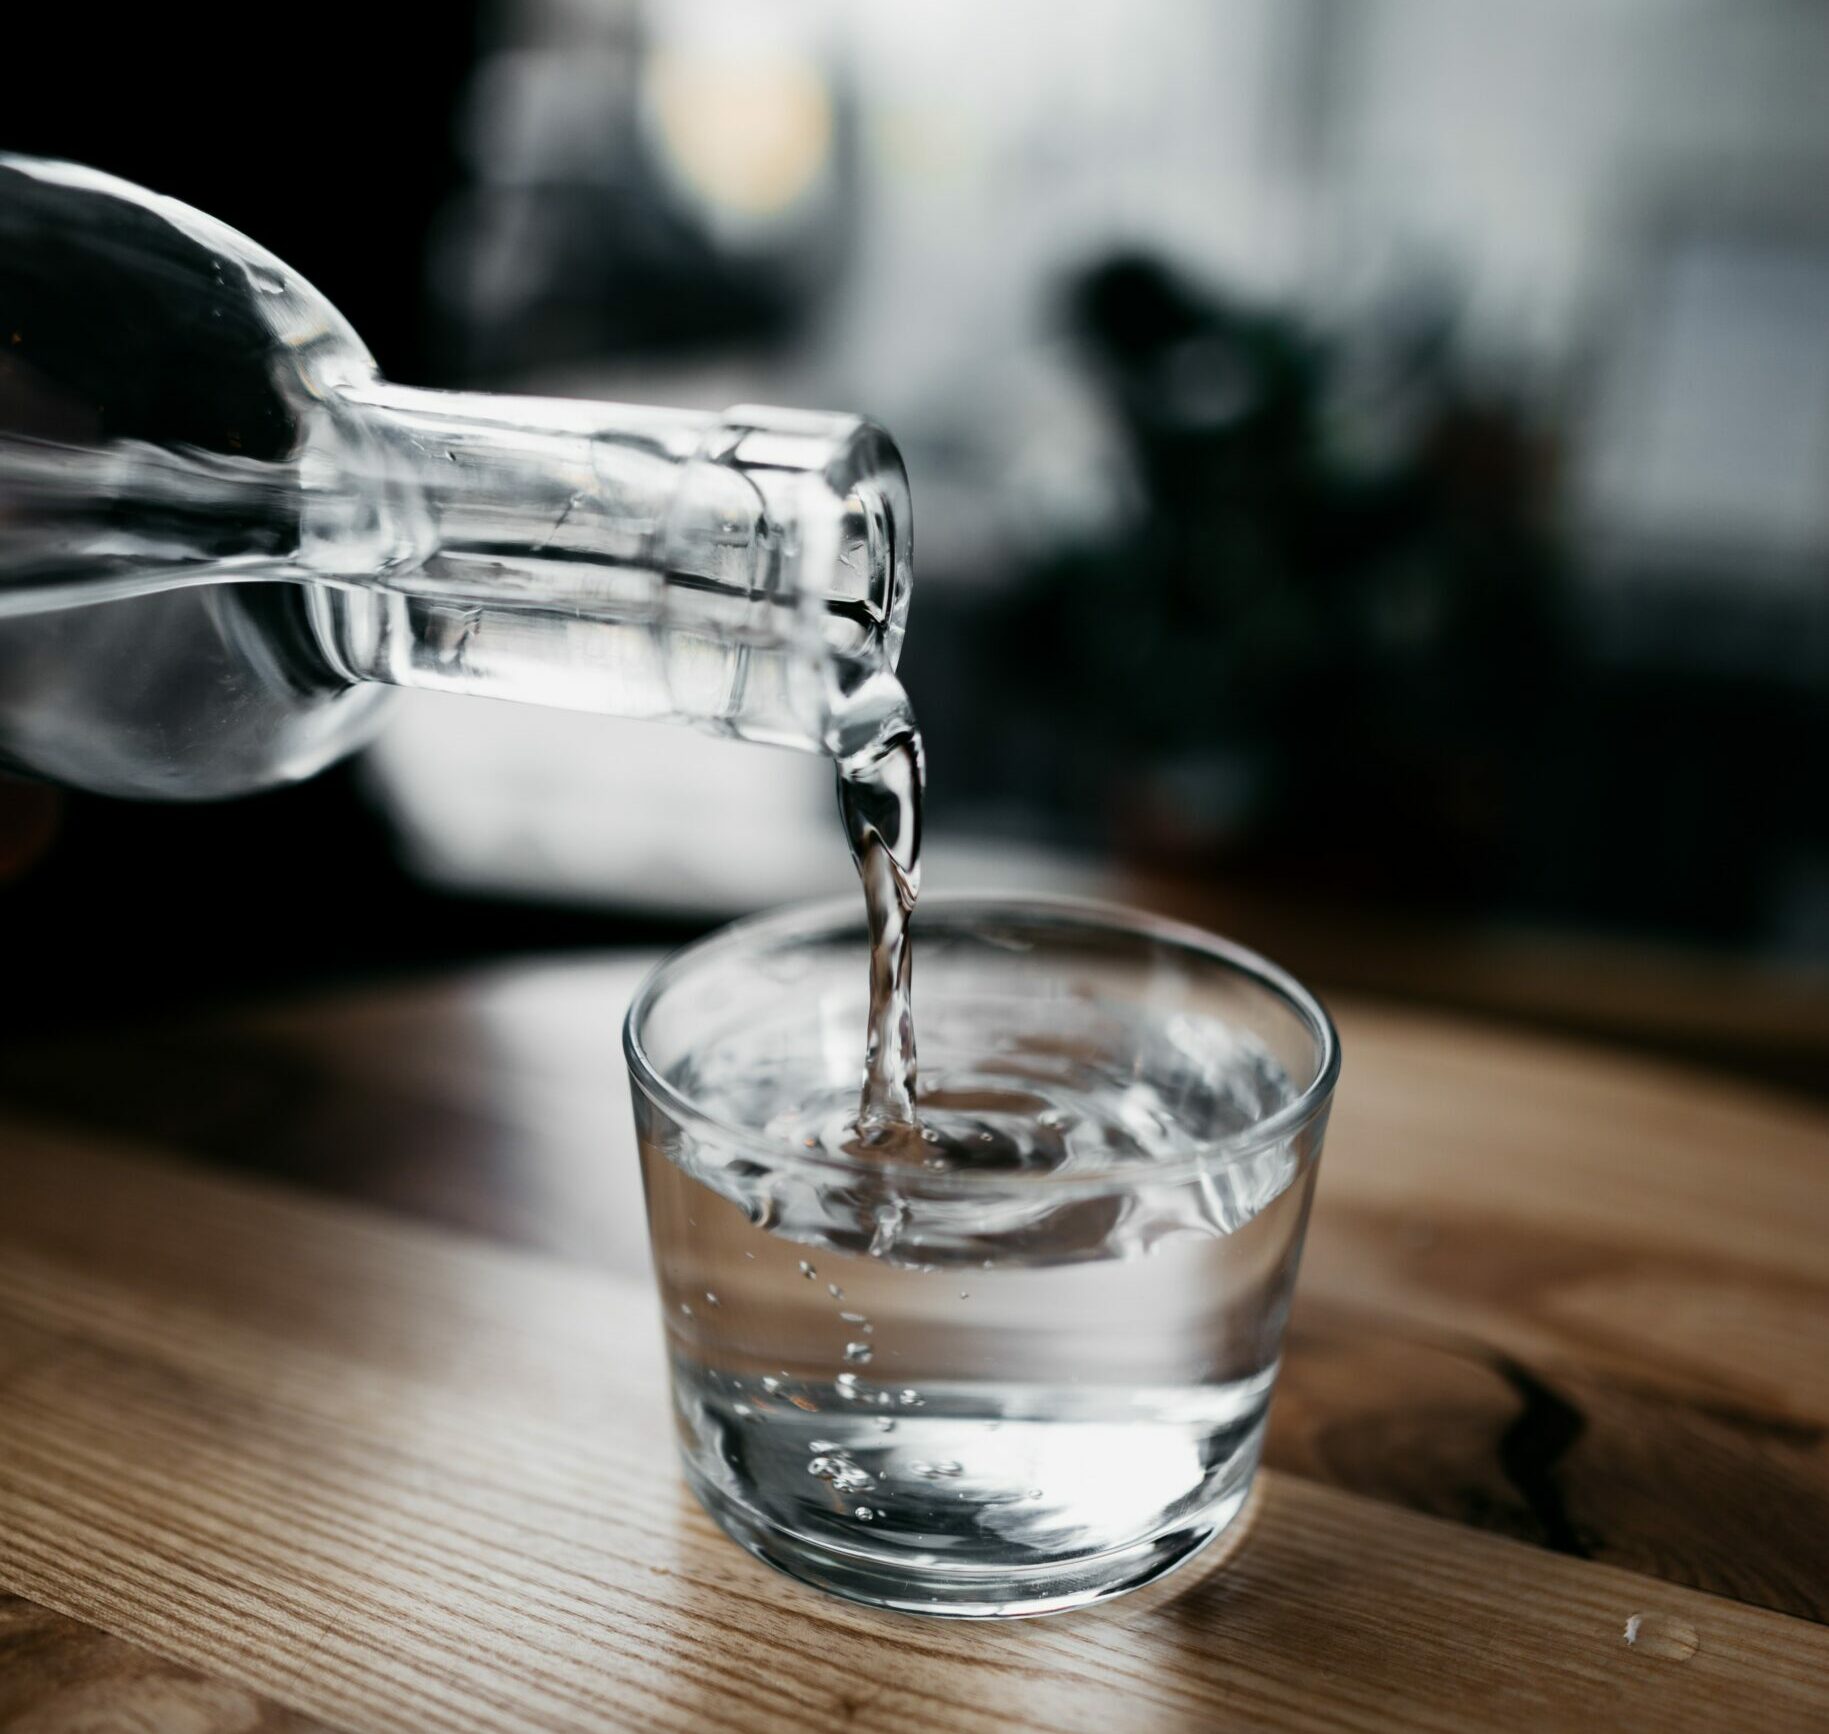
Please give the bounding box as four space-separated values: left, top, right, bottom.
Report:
0 155 909 797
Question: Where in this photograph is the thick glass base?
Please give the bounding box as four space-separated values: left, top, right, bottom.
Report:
685 1460 1253 1618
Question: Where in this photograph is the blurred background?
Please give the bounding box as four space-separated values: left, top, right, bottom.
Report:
4 0 1827 1094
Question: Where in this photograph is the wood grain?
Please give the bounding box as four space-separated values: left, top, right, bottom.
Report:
2 960 1827 1630
0 1594 334 1732
2 959 1827 1729
2 1124 1827 1733
1269 1002 1829 1620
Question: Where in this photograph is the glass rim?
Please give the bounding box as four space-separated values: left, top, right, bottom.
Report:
623 893 1341 1192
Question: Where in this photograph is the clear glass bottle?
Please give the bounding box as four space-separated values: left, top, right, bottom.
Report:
0 154 909 798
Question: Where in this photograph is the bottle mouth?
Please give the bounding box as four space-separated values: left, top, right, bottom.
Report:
820 414 913 675
709 405 912 674
313 391 916 759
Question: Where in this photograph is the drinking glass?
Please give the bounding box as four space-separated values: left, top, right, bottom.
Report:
624 896 1339 1617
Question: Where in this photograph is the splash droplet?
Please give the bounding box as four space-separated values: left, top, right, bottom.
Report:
844 1341 874 1364
1624 1614 1699 1661
799 1260 817 1280
703 1291 720 1307
827 1282 845 1300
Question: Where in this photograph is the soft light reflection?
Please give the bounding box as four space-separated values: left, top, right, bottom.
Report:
643 48 834 223
962 1421 1206 1544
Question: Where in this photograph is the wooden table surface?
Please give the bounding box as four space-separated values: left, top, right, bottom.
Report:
1 954 1826 1732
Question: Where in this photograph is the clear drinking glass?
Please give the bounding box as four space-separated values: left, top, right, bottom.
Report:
625 896 1339 1617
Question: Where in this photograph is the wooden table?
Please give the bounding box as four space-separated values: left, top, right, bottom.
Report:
1 956 1825 1732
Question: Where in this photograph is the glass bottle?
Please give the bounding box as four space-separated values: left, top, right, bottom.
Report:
0 154 909 798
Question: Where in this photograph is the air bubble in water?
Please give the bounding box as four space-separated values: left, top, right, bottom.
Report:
835 1373 860 1398
868 1201 905 1259
909 1460 963 1480
807 1454 873 1492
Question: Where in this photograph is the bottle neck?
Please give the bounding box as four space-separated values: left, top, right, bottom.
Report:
307 382 911 756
